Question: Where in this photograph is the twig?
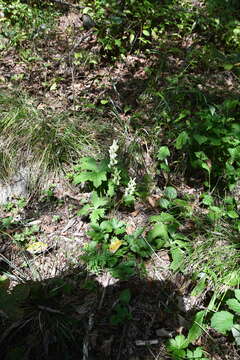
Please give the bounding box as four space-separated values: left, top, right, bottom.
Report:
98 273 110 310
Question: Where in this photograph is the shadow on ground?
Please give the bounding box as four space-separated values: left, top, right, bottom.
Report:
0 262 196 360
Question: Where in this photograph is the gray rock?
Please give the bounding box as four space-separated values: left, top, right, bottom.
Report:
0 167 30 204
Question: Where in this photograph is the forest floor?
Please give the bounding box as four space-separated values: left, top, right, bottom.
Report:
0 0 240 359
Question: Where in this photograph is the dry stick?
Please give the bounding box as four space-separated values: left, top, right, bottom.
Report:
98 273 110 310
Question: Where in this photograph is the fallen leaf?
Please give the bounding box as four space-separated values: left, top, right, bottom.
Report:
26 241 49 255
109 238 123 253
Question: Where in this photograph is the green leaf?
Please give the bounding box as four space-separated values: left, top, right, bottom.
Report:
126 233 152 257
119 289 131 304
150 213 177 224
168 334 189 350
175 131 189 150
147 222 169 243
202 194 213 206
222 271 240 286
143 29 150 36
227 210 239 219
235 289 240 302
79 157 99 171
90 208 105 223
211 311 234 334
157 146 170 161
91 192 108 208
193 134 208 145
164 186 177 200
201 162 211 173
187 310 206 343
186 347 203 359
100 220 113 233
226 298 240 314
191 278 206 296
78 204 91 216
224 63 233 70
100 99 109 105
170 247 184 271
92 171 108 188
159 198 170 209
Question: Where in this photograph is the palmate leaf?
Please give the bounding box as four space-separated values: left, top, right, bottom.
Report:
90 208 106 224
91 192 109 208
168 334 189 350
78 157 99 171
73 157 109 188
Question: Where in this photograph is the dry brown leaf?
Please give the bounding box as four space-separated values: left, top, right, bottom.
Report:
126 224 135 235
130 209 140 217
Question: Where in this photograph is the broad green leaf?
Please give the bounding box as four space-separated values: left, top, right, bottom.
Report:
147 223 169 243
175 131 189 150
227 210 239 219
127 234 151 257
201 162 210 173
170 247 184 271
226 298 240 314
164 186 177 200
211 311 234 334
224 63 233 70
195 151 208 161
187 310 206 343
157 146 170 161
193 134 208 145
159 198 170 209
150 213 177 224
235 289 240 302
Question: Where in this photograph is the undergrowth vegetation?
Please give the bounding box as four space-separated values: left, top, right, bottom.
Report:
0 0 240 359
